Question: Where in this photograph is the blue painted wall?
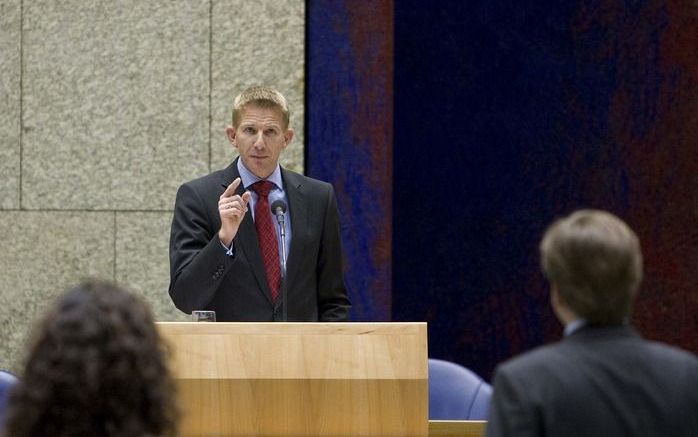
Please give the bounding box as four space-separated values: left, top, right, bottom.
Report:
306 0 393 321
308 0 698 379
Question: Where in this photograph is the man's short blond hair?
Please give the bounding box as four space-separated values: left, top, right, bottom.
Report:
232 85 290 128
540 209 643 324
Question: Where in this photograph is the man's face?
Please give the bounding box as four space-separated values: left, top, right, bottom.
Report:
226 104 293 179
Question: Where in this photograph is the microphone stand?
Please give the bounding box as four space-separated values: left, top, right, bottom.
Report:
278 211 288 322
271 200 288 322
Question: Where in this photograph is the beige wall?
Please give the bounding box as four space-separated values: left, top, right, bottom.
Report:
0 0 305 371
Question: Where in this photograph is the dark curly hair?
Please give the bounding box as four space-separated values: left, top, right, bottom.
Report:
2 281 178 437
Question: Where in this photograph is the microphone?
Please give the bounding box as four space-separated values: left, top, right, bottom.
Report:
270 200 287 227
270 200 288 321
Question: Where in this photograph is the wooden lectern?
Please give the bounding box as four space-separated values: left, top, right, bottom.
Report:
157 322 428 437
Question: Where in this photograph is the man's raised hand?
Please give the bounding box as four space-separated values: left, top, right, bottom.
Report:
218 177 252 246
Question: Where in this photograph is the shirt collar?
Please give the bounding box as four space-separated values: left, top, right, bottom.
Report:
237 158 283 191
564 319 587 337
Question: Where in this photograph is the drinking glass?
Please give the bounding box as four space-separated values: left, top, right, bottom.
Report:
191 310 216 322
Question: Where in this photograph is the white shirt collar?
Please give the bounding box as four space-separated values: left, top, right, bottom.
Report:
564 319 587 337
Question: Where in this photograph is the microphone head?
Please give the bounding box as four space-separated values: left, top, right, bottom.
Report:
270 200 287 214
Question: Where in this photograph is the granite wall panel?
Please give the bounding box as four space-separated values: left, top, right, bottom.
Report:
210 0 305 174
0 0 21 209
0 211 114 371
115 212 187 322
21 0 210 210
0 0 305 370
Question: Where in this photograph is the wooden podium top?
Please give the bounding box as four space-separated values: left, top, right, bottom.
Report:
158 322 428 436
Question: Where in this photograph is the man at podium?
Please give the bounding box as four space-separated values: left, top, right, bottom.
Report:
168 86 351 322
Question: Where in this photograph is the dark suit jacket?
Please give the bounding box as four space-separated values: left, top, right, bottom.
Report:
168 160 351 321
487 325 698 437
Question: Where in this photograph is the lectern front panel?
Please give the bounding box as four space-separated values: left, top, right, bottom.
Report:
158 322 428 437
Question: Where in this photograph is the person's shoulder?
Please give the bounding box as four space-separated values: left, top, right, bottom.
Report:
496 341 568 377
282 167 334 192
642 339 698 366
490 342 571 398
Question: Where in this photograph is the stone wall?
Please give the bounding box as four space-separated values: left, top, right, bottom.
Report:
0 0 305 371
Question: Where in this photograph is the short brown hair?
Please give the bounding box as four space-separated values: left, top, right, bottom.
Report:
232 85 290 128
540 210 643 324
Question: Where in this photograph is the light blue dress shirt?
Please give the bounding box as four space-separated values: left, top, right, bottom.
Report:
222 159 292 264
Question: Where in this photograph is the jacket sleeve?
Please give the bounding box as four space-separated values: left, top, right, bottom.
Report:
486 365 541 437
168 182 236 314
316 185 352 321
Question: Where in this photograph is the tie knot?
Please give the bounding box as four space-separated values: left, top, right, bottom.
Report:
251 180 274 197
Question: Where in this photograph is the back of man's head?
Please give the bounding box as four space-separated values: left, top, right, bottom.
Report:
540 209 643 325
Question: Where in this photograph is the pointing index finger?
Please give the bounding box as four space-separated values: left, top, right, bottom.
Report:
221 177 241 198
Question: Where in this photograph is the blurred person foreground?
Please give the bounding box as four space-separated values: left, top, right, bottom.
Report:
2 281 178 437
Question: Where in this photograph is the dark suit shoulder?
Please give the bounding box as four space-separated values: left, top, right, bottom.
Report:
496 341 569 377
641 339 698 368
281 167 334 192
496 330 698 383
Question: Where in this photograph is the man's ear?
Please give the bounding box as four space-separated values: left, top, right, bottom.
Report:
226 126 237 146
283 128 294 148
550 285 561 309
550 284 577 325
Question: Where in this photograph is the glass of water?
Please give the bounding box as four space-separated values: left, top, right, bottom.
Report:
191 310 216 322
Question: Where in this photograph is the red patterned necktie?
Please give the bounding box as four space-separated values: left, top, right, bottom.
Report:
251 181 281 301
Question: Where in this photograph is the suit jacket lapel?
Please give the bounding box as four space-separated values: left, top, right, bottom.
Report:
283 168 306 290
220 159 275 304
